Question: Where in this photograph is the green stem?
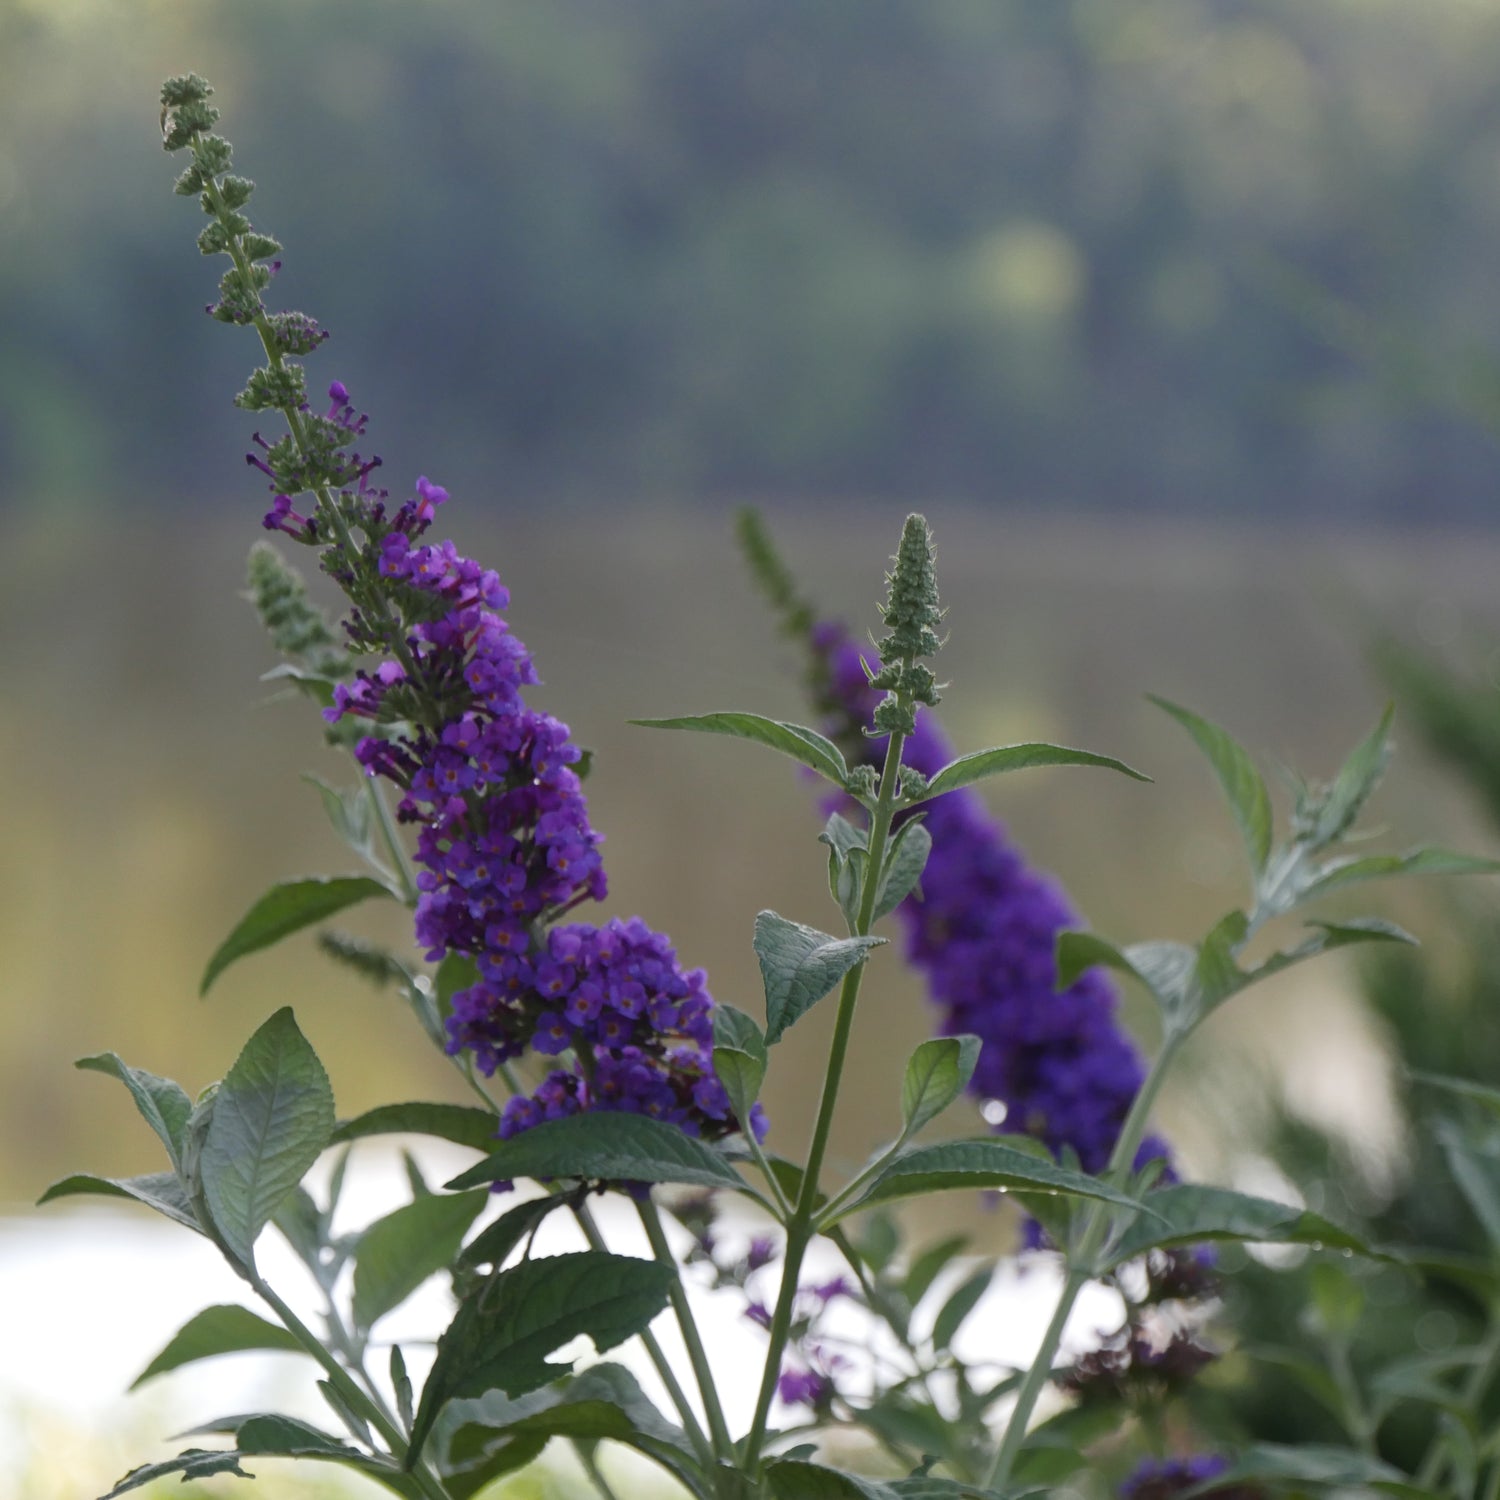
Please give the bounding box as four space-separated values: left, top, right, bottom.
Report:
638 1198 737 1461
741 724 909 1475
1327 1337 1376 1456
250 1272 452 1500
982 1028 1185 1491
1415 1312 1500 1491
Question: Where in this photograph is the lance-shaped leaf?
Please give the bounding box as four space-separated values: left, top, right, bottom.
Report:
1149 696 1273 874
873 819 932 921
436 1364 703 1497
931 1264 992 1352
407 1250 674 1461
1409 1071 1500 1117
199 1008 335 1269
447 1111 745 1193
131 1304 306 1387
711 1002 768 1132
901 1035 981 1137
38 1170 202 1234
827 1137 1144 1224
755 910 884 1044
916 742 1150 802
1309 704 1395 848
352 1190 488 1331
1432 1115 1500 1251
75 1054 192 1170
1298 847 1500 905
330 1102 500 1152
1187 1441 1426 1498
201 876 394 995
631 712 848 786
1102 1184 1382 1270
100 1450 252 1497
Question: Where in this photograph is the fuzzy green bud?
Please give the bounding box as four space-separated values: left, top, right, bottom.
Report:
875 514 943 668
235 362 307 413
246 541 349 678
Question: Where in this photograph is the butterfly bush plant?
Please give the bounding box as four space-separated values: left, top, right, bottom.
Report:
41 74 1500 1500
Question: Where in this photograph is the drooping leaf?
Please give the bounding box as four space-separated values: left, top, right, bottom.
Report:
830 1138 1144 1223
1149 696 1273 874
330 1102 499 1152
1102 1184 1381 1270
199 1008 336 1268
131 1304 305 1388
75 1054 192 1170
38 1170 202 1234
301 773 389 875
917 743 1150 802
201 876 394 995
446 1111 745 1193
873 819 932 921
178 1414 422 1498
352 1190 488 1330
408 1251 674 1460
754 910 884 1044
631 712 849 785
901 1035 981 1137
457 1194 568 1273
100 1449 252 1497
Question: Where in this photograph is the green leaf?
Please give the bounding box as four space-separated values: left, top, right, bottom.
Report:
631 712 849 785
75 1054 192 1171
712 1003 767 1059
874 819 932 921
830 1137 1144 1223
917 742 1150 801
713 1046 766 1136
131 1304 305 1388
199 1008 336 1268
1433 1115 1500 1250
1191 1441 1426 1498
446 1111 746 1193
436 1364 702 1496
201 876 394 995
755 910 884 1044
1149 696 1273 874
901 1035 980 1137
1409 1070 1500 1116
820 812 869 860
179 1414 423 1497
1241 1345 1347 1424
99 1449 252 1497
353 1190 488 1330
1310 704 1395 848
892 1481 1035 1499
905 1234 970 1307
457 1194 568 1273
931 1264 991 1351
408 1251 674 1461
1299 846 1500 905
1102 1184 1381 1270
330 1102 499 1152
38 1170 202 1234
764 1460 901 1499
301 773 392 876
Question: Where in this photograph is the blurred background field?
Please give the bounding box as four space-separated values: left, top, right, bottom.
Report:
9 0 1500 1492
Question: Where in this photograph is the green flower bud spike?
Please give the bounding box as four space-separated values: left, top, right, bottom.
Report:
869 512 943 738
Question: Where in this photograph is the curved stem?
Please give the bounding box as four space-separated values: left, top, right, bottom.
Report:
638 1198 737 1461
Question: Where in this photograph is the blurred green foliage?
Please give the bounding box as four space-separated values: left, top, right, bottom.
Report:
6 0 1500 518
